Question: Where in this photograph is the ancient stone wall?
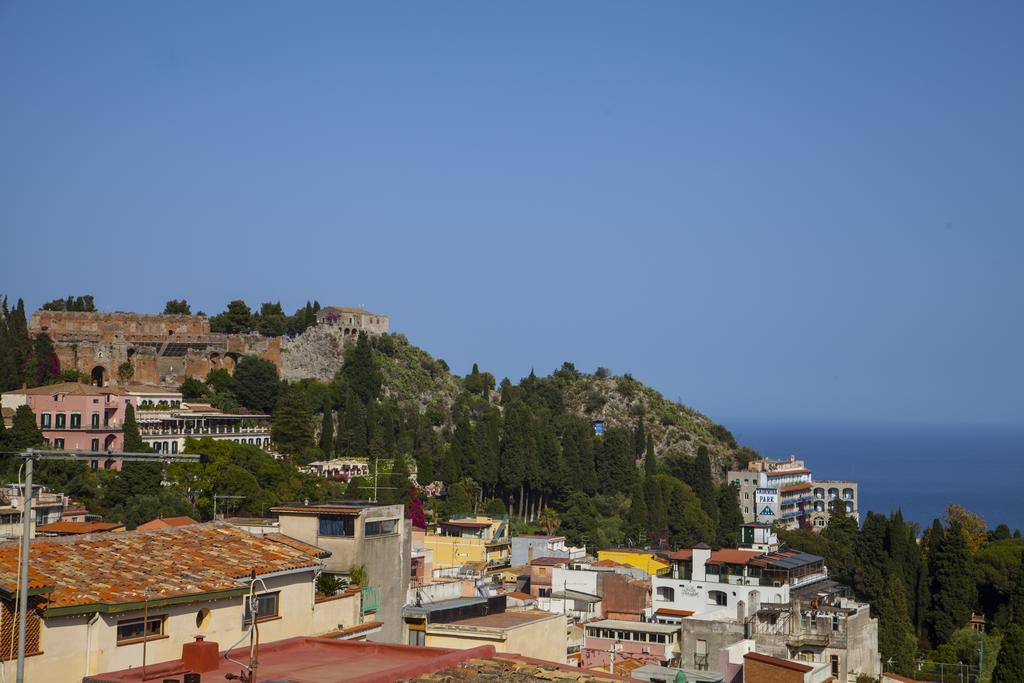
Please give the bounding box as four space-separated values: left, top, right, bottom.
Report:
30 311 280 387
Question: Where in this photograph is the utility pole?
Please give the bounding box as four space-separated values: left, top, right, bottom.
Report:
16 448 199 683
213 494 245 521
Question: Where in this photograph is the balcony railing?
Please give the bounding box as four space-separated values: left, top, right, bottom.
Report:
140 426 270 436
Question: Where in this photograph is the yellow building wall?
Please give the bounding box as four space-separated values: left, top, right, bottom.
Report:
596 549 669 576
423 535 486 568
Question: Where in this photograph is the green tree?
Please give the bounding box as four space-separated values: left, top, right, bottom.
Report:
823 497 859 586
271 385 313 457
878 573 918 676
319 407 334 454
992 624 1024 683
337 392 368 456
644 433 656 477
716 483 744 547
232 356 280 414
163 300 191 315
7 405 42 450
538 507 561 535
117 361 134 384
254 302 288 337
209 300 252 334
1013 552 1024 624
690 445 718 527
41 295 95 312
122 403 149 452
929 520 976 644
560 492 599 548
179 377 206 400
342 333 382 404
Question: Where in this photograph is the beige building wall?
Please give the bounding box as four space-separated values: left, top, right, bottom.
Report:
8 571 360 682
424 615 567 664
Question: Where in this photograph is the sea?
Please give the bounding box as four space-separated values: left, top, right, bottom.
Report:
726 418 1024 534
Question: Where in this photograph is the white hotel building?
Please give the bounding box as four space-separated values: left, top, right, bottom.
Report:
648 524 828 624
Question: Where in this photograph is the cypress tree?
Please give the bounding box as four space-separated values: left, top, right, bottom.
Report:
691 446 718 527
878 573 918 676
645 475 667 545
929 520 976 644
823 497 858 585
319 407 334 454
626 482 648 546
644 433 656 477
271 384 314 457
633 416 646 457
342 333 382 404
854 512 890 611
338 392 368 456
992 624 1024 683
576 419 598 495
122 403 148 451
0 408 7 449
716 483 744 547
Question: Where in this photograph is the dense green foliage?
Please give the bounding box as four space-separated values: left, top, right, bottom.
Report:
163 299 191 314
0 297 60 391
782 503 1024 676
41 295 95 312
207 299 321 337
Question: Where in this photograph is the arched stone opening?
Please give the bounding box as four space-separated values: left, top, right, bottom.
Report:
91 365 108 387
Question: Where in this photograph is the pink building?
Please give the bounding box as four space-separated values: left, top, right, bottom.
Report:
581 619 681 670
0 382 138 469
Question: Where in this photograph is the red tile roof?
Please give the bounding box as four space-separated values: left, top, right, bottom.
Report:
744 651 813 672
264 532 332 558
766 467 810 476
781 482 812 492
36 521 124 535
6 382 125 397
654 608 695 617
529 556 569 567
135 516 197 531
505 591 536 601
0 523 327 612
666 549 693 561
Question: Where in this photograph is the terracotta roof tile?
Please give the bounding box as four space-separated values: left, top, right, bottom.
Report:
36 521 124 535
263 533 331 558
135 516 197 531
0 523 325 610
744 651 813 672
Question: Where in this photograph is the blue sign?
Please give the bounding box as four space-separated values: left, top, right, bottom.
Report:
760 506 775 517
593 420 605 436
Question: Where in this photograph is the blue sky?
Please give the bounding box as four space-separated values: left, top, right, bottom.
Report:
2 2 1022 425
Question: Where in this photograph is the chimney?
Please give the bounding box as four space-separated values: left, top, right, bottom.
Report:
181 635 219 673
528 545 534 564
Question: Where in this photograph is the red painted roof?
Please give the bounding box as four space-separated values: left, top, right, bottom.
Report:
705 549 764 566
86 636 498 682
654 608 695 617
744 651 813 672
442 610 558 629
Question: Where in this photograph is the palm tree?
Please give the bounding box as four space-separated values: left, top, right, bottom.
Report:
538 507 561 536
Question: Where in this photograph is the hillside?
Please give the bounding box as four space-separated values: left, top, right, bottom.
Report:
288 327 753 478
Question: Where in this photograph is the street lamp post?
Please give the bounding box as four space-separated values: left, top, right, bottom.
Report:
15 448 199 683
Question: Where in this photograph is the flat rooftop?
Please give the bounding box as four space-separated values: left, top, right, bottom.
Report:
585 619 681 634
85 637 496 683
436 609 558 630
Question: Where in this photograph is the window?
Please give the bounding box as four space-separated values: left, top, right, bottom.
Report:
408 629 425 647
55 413 66 429
54 438 64 449
91 413 100 428
708 590 727 606
365 519 398 536
539 587 551 597
171 441 178 454
70 413 81 429
116 616 163 644
655 586 675 602
830 655 840 676
243 592 279 623
319 516 355 537
91 439 99 452
40 413 51 428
